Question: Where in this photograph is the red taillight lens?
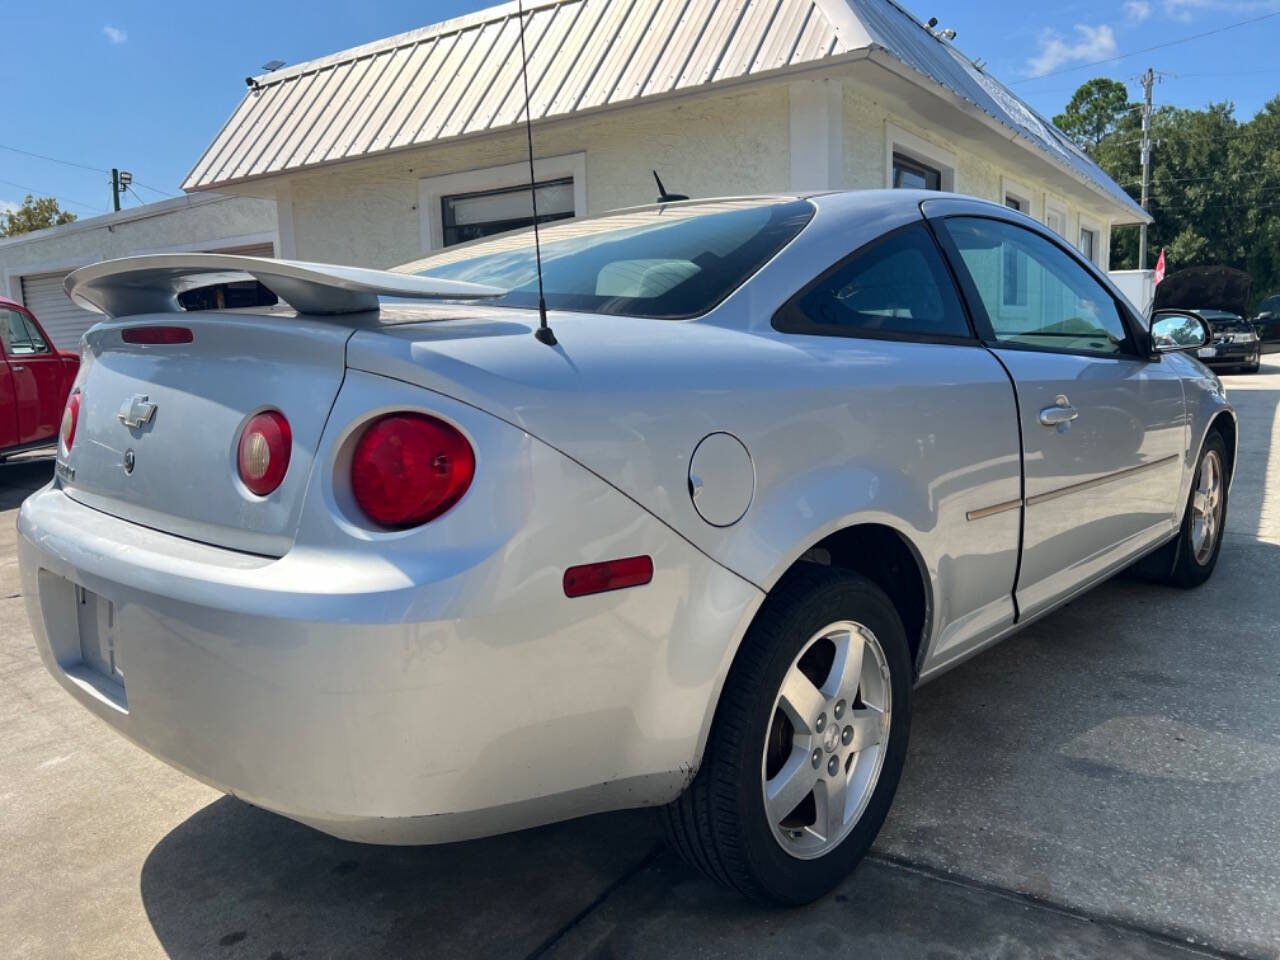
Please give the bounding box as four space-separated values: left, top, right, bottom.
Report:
563 556 654 598
351 413 475 528
60 390 81 454
122 326 193 345
237 410 292 496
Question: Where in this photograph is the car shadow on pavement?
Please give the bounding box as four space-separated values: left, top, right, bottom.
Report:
139 797 664 960
0 458 53 511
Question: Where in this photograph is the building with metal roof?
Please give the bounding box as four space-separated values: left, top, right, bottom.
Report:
3 0 1150 341
181 0 1145 272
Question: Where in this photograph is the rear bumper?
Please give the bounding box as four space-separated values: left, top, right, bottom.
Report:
18 384 762 844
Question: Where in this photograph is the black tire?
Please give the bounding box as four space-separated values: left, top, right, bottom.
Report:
1165 431 1229 588
661 565 912 904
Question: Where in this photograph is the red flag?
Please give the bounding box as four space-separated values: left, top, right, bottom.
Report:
1154 248 1166 285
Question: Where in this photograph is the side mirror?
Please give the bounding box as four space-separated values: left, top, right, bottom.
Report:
1150 311 1211 356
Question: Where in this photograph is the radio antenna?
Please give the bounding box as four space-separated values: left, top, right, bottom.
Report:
516 0 556 346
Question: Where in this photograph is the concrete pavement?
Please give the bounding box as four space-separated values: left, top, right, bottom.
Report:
2 361 1278 959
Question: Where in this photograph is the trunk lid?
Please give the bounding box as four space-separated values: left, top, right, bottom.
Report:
62 313 351 556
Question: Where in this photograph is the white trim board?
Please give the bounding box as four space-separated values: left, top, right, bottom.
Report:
884 122 956 192
417 152 587 254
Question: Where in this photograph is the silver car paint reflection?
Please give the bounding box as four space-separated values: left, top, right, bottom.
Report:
17 190 1236 844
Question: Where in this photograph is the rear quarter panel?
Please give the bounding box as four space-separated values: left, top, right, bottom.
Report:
348 315 1023 671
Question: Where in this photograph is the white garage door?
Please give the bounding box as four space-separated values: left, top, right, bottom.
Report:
18 243 275 351
19 272 101 351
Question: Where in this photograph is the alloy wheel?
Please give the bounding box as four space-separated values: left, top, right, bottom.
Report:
1191 448 1224 565
761 620 892 860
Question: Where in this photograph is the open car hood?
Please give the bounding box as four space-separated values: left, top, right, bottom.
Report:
1154 265 1252 316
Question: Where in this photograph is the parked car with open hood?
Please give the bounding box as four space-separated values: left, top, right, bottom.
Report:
1153 265 1260 372
17 191 1236 904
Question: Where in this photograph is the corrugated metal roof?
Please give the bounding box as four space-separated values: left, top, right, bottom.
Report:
182 0 1142 218
184 0 845 190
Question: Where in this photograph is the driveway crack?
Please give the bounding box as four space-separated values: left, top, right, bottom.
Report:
867 852 1262 960
523 844 665 960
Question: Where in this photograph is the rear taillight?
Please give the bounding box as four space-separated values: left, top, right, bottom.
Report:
351 413 475 528
60 390 81 455
237 410 291 496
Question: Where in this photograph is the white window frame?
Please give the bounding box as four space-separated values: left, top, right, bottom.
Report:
418 152 587 254
1043 193 1069 239
1078 214 1103 266
998 177 1035 314
1001 176 1033 216
884 123 956 192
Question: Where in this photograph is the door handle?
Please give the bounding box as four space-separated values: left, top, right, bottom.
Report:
9 365 24 372
1039 395 1079 427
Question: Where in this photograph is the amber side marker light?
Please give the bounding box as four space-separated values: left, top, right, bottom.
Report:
122 326 194 344
563 556 654 598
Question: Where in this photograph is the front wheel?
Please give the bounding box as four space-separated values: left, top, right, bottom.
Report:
661 567 912 904
1165 432 1229 588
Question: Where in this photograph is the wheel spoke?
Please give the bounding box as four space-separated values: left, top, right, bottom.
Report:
778 670 824 734
814 769 850 840
765 748 818 824
824 629 865 701
1192 490 1208 518
849 707 885 752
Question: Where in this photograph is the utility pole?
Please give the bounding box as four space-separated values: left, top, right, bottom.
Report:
1138 68 1154 271
111 168 121 212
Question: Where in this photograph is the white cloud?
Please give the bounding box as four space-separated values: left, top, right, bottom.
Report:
1124 0 1153 21
0 198 20 215
1163 0 1280 18
1026 24 1118 77
102 25 127 44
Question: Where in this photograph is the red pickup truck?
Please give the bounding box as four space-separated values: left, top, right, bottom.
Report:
1 298 79 459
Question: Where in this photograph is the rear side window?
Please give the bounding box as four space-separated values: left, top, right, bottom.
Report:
773 223 971 340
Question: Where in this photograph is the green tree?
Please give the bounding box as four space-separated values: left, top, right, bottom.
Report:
0 195 77 237
1053 78 1133 151
1064 75 1280 308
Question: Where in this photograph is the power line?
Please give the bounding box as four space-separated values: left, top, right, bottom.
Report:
0 142 107 175
0 142 177 198
1010 10 1280 85
0 177 108 214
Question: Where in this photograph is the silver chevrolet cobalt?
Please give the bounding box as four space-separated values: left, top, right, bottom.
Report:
19 191 1234 904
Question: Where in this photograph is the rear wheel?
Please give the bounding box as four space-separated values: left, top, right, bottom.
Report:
1165 432 1228 587
662 566 912 904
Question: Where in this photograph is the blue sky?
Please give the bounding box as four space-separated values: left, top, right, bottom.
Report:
2 0 1277 218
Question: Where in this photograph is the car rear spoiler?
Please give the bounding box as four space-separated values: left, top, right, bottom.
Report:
65 253 505 317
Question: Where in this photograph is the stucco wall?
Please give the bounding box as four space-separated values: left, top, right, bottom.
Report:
280 75 1122 272
284 85 791 267
841 84 1113 270
0 194 277 286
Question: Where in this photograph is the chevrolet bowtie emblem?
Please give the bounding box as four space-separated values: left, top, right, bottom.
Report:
117 394 158 428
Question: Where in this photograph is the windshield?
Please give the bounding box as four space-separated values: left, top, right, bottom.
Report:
393 198 814 319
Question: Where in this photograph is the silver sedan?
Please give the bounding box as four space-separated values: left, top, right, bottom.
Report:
18 190 1234 904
